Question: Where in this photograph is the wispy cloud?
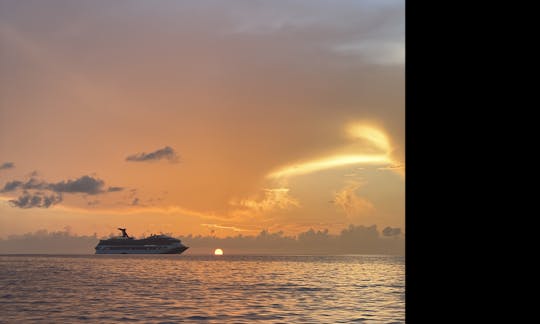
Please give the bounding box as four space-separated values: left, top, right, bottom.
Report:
332 41 404 65
201 223 251 232
267 124 394 179
125 146 180 163
267 124 399 180
268 154 390 179
230 188 299 214
377 163 404 177
332 180 374 219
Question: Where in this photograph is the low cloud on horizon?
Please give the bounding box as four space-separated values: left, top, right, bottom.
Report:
0 224 404 255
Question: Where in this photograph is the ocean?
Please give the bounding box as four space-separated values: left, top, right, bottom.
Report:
0 255 404 323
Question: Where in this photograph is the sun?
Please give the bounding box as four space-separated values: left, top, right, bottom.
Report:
214 248 224 256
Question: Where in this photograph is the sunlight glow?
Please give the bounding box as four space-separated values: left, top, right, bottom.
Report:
267 154 391 179
346 124 392 153
267 123 397 179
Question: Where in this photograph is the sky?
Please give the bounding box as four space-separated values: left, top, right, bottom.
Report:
0 0 404 244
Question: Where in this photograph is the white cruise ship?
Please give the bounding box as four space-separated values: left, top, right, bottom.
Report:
95 228 189 254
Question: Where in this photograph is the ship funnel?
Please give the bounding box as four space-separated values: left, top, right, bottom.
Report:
117 228 130 238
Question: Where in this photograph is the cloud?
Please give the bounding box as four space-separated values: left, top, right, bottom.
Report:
87 200 100 206
0 228 99 254
378 164 403 170
21 178 49 190
346 124 392 153
230 188 299 213
0 162 15 170
125 146 179 163
268 154 390 179
8 192 62 208
332 41 404 65
333 181 374 218
1 178 49 192
1 180 23 192
48 176 105 195
267 124 397 180
224 1 404 67
382 226 401 237
377 163 404 177
183 224 404 255
0 224 404 255
1 175 124 208
201 223 250 232
2 176 109 195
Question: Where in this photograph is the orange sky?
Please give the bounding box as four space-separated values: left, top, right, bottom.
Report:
0 0 404 238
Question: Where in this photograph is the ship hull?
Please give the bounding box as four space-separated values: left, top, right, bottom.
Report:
95 246 188 255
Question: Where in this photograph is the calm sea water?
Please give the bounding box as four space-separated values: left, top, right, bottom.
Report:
0 255 404 323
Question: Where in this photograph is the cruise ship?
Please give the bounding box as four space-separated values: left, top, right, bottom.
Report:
95 228 189 254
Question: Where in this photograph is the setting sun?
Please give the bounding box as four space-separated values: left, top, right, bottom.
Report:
214 248 224 256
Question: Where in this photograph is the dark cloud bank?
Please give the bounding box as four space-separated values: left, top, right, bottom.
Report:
1 175 123 209
125 146 179 163
9 192 63 209
183 225 403 255
0 225 403 255
1 175 115 195
0 229 100 254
